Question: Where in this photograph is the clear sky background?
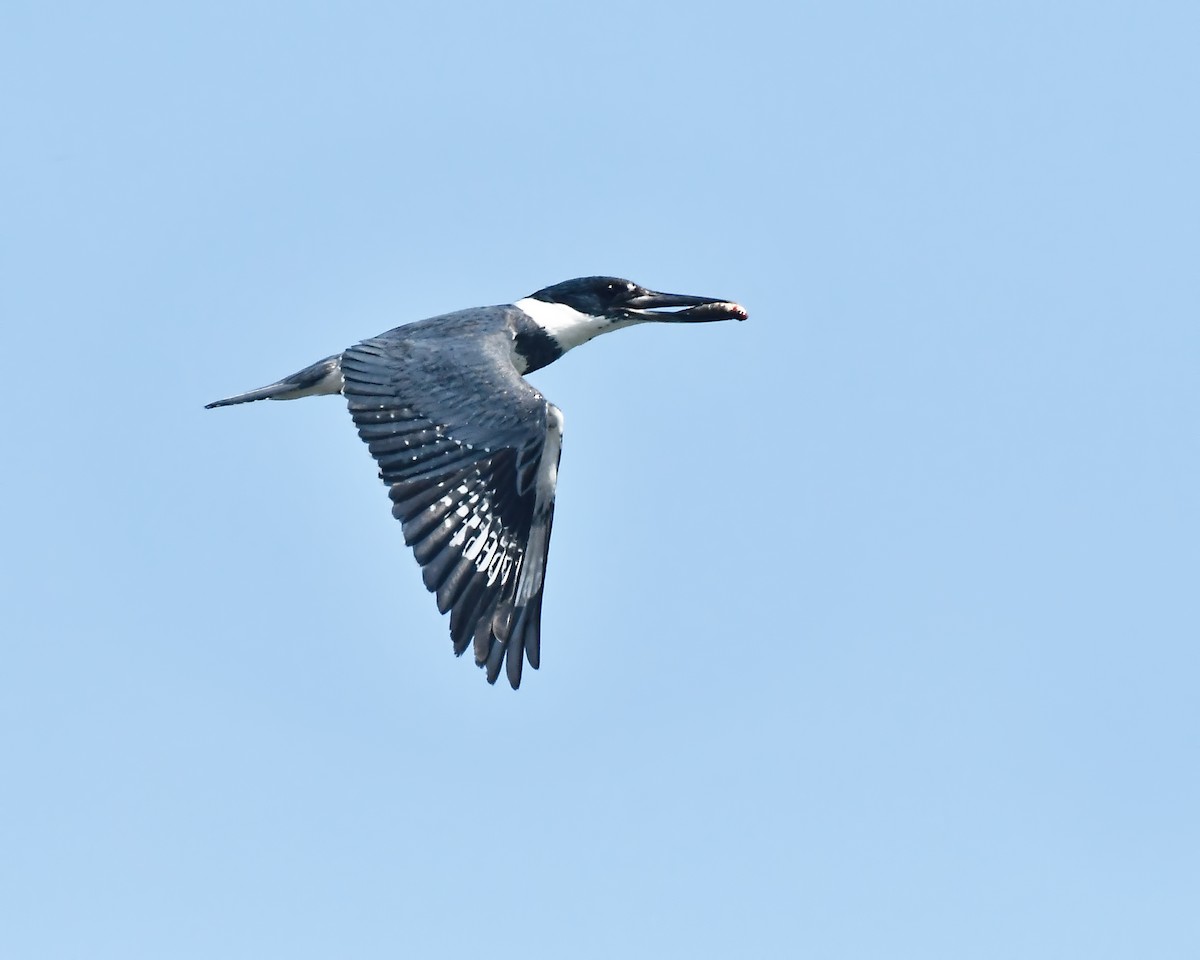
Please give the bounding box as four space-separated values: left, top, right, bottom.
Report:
3 2 1197 957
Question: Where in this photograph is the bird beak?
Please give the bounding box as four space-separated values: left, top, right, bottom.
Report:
624 289 749 322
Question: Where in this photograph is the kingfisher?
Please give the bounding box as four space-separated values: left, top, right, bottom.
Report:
207 276 747 688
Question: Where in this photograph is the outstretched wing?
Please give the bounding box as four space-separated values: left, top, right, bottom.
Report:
340 327 562 688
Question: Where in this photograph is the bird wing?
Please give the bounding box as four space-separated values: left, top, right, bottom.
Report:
340 327 562 688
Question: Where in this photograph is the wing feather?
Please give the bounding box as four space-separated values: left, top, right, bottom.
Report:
341 320 561 688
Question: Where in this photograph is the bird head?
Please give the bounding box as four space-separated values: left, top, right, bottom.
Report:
528 276 748 324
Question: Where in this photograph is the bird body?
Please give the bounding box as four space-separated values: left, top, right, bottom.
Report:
207 276 746 687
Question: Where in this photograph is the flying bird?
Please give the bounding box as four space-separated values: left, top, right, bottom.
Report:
207 276 747 687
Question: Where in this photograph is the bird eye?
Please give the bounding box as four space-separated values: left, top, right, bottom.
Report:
599 279 635 304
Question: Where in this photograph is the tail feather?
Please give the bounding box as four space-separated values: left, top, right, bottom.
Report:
205 354 344 409
205 382 294 408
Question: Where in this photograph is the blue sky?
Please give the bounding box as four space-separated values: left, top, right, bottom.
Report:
3 1 1197 957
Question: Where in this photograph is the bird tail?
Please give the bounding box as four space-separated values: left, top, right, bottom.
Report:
205 354 344 409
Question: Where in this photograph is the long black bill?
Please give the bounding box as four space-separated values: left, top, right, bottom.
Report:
626 289 749 322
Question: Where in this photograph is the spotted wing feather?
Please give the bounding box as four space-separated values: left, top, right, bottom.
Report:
340 326 559 688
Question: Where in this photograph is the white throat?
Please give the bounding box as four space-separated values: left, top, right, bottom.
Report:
514 297 641 354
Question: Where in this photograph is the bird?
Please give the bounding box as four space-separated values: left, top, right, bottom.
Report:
206 276 747 688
